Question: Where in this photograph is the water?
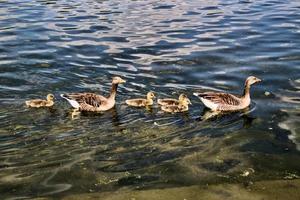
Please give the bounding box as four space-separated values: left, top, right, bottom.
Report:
0 0 300 199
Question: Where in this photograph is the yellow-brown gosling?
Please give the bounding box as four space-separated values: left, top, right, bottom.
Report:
157 93 186 106
193 76 261 111
125 92 155 107
60 76 126 112
161 94 191 113
25 94 55 108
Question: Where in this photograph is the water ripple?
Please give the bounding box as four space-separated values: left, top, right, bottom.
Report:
0 0 300 199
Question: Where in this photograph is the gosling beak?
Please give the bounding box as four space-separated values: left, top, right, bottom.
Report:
256 78 262 82
188 99 192 105
121 79 126 83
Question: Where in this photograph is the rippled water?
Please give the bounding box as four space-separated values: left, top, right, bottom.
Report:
0 0 300 199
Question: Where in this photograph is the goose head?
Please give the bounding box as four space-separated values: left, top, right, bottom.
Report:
46 94 55 101
245 76 261 86
112 76 126 84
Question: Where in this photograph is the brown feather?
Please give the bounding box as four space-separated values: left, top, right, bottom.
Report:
65 93 105 106
64 93 107 111
61 76 125 112
199 92 241 106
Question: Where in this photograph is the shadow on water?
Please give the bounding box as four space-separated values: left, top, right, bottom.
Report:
75 107 122 126
197 106 256 125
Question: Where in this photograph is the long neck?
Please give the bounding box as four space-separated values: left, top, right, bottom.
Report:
146 98 153 105
243 83 251 99
109 83 118 100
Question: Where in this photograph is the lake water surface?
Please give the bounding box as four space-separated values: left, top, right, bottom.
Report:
0 0 300 199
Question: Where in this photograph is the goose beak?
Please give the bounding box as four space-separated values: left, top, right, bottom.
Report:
256 78 262 82
193 92 199 97
188 99 192 105
120 79 126 83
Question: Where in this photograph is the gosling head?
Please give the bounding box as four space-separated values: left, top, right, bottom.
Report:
179 94 192 106
47 94 55 101
245 76 261 87
178 94 186 101
112 76 126 84
147 91 155 100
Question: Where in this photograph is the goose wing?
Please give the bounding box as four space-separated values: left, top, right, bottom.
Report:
197 92 241 106
61 93 107 109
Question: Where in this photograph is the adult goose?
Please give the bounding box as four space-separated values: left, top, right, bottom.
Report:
193 76 261 111
61 76 126 112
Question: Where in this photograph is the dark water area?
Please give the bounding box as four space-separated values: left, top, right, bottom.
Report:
0 0 299 199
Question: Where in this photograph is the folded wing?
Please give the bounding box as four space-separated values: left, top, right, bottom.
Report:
61 93 107 111
198 92 241 106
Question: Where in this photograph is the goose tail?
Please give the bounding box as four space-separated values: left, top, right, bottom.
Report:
25 101 31 106
193 92 201 97
60 94 80 109
193 92 208 97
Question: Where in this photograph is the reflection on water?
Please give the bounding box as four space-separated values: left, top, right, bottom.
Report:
279 109 300 151
278 79 300 151
0 0 300 199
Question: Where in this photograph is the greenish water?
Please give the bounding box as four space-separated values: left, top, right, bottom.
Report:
0 0 300 199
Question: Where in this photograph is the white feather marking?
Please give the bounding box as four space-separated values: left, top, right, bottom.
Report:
200 97 218 111
25 101 30 106
60 94 80 109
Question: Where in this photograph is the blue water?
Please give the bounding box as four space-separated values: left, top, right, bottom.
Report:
0 0 300 199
